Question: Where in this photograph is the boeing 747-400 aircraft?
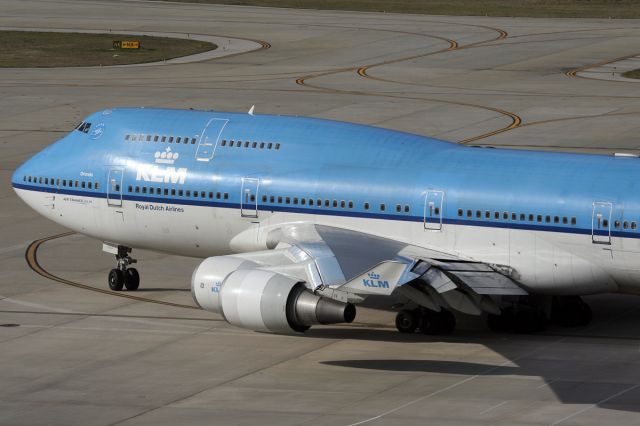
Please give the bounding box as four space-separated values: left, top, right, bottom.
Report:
12 107 640 335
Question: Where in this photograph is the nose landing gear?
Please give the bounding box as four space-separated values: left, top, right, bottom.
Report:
106 244 139 291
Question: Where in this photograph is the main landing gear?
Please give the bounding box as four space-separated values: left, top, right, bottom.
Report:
487 296 592 333
107 245 139 291
395 307 456 335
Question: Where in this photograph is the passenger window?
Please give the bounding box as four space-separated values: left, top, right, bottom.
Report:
95 182 100 190
179 190 184 196
221 140 226 147
494 212 500 219
340 201 345 208
75 181 79 187
146 135 152 142
301 198 306 205
503 212 509 220
615 220 621 229
229 140 234 147
260 142 265 149
216 192 221 199
201 191 205 198
476 210 481 218
563 217 568 224
134 186 139 193
633 222 638 230
252 142 257 148
125 134 130 141
380 203 386 211
332 200 338 208
176 137 181 144
624 221 629 229
154 135 159 142
142 187 146 194
485 211 490 219
191 138 197 144
268 143 273 149
44 178 48 185
161 136 167 143
209 192 213 199
186 190 191 197
467 210 472 218
309 199 314 206
128 185 133 192
244 141 250 148
182 137 188 144
286 197 291 204
570 217 575 225
62 179 66 186
278 196 283 203
275 143 281 150
164 188 168 195
457 209 463 217
364 202 370 210
349 201 355 209
603 219 609 228
171 189 176 196
88 182 92 189
324 199 329 207
270 195 275 203
293 197 299 205
554 216 559 224
434 207 440 215
262 195 267 202
224 193 229 199
317 199 322 207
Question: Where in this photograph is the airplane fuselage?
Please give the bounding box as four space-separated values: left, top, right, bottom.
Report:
12 108 640 297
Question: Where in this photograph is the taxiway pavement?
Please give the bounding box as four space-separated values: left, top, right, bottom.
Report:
2 1 640 424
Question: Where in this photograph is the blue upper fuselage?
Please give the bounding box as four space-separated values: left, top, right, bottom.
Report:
11 107 640 238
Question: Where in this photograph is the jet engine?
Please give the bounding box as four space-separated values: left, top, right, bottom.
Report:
191 256 356 333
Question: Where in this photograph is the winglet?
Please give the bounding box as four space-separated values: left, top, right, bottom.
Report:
248 105 255 116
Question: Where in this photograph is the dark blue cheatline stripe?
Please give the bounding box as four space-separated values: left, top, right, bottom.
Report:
12 183 638 239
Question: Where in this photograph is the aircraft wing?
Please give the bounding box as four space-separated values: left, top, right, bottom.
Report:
239 224 527 316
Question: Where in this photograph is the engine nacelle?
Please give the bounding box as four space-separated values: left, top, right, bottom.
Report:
191 256 356 333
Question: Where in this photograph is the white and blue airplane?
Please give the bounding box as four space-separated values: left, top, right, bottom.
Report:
12 107 640 335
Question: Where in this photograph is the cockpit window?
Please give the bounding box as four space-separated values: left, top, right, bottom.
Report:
75 122 92 133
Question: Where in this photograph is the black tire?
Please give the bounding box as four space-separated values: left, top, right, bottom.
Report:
421 310 455 335
487 311 511 333
108 268 124 291
577 301 593 326
514 306 547 333
437 309 456 334
125 268 140 291
395 310 418 333
552 297 591 327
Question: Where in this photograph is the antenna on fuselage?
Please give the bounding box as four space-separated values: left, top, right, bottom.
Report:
248 105 255 116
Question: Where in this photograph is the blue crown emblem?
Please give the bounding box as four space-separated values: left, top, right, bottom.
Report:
368 272 380 280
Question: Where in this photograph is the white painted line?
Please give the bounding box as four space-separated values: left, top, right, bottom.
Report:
479 400 508 415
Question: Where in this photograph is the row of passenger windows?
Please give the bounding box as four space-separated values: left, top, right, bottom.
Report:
125 134 197 144
220 140 281 150
458 209 578 226
127 185 229 200
258 194 411 213
23 175 100 190
124 133 283 151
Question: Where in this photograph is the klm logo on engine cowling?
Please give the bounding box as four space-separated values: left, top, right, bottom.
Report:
362 271 389 289
136 148 187 184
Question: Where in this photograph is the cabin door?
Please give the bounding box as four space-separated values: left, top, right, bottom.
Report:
107 168 123 207
241 177 259 218
592 201 612 245
424 190 444 231
195 118 228 161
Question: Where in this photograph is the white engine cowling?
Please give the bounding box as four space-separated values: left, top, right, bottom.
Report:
191 256 356 333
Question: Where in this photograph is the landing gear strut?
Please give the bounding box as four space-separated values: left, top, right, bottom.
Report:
107 245 139 291
395 307 456 335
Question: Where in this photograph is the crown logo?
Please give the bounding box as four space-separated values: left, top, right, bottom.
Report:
368 272 380 280
155 147 179 165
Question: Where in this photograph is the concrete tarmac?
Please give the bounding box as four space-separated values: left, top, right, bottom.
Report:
2 1 640 424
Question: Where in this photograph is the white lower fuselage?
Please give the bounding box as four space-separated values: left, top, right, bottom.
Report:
18 188 640 297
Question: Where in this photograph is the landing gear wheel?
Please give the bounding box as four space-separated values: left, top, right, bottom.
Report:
552 297 592 327
125 268 140 291
108 268 125 291
514 306 547 334
487 307 514 332
395 310 419 333
421 309 456 335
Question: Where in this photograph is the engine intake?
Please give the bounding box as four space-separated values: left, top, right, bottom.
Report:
191 256 355 333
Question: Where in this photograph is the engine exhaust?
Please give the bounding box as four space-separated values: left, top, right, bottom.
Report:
287 284 356 331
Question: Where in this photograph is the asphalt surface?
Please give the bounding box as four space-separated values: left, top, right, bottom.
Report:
2 1 640 425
